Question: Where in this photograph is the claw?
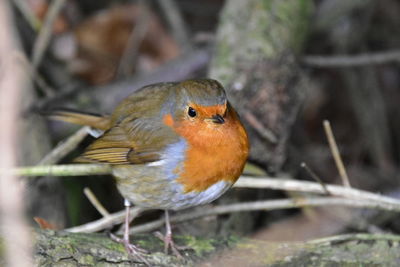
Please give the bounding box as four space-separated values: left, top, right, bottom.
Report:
110 233 148 254
154 210 192 259
110 232 150 265
110 199 150 266
155 231 188 259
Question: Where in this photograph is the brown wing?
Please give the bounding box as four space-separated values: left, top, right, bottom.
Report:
75 82 179 165
75 117 178 165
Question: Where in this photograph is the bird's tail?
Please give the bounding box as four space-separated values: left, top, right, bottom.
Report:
46 109 112 131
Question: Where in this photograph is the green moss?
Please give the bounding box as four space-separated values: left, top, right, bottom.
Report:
179 236 216 257
77 253 95 265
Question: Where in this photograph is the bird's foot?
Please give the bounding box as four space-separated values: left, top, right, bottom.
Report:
154 231 190 259
110 233 150 265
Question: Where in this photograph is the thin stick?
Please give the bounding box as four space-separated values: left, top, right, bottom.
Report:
66 207 144 233
235 177 399 206
303 50 400 67
13 164 111 177
38 127 89 165
126 197 400 235
11 0 42 31
158 0 190 51
117 0 150 78
83 187 110 217
301 162 330 194
244 111 277 144
323 120 351 187
31 0 66 68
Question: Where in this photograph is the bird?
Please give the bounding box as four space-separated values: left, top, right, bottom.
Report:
49 79 249 262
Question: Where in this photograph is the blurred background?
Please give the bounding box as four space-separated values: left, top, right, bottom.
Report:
5 0 400 257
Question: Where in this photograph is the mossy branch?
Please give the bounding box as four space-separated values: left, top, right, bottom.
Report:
33 226 400 266
11 164 112 177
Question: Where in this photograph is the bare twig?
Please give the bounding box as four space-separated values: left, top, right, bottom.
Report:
323 120 351 187
235 177 400 206
117 0 150 77
158 0 191 51
303 50 400 67
13 164 111 177
83 187 110 217
31 0 66 68
38 127 89 165
126 197 400 235
244 111 278 144
66 207 144 233
301 162 330 195
0 1 33 266
11 0 42 30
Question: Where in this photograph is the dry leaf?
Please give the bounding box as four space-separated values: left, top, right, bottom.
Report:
70 4 180 84
34 216 59 230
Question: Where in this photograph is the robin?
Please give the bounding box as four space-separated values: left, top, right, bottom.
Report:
50 79 249 261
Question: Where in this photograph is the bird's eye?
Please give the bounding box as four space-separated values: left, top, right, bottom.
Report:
188 107 197 117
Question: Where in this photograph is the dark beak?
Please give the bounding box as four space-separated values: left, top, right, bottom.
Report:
211 114 225 124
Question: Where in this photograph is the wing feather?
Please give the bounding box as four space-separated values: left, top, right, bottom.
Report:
75 83 179 165
75 118 177 165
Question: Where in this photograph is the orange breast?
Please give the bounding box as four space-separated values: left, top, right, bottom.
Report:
165 107 249 193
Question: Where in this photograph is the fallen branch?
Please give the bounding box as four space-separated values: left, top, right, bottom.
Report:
235 177 400 206
126 197 399 235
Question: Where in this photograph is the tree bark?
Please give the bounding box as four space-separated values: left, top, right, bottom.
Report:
209 0 313 173
31 229 400 266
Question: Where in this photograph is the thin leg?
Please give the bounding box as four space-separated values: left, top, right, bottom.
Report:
123 199 132 244
155 210 184 258
164 210 173 254
110 199 149 265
